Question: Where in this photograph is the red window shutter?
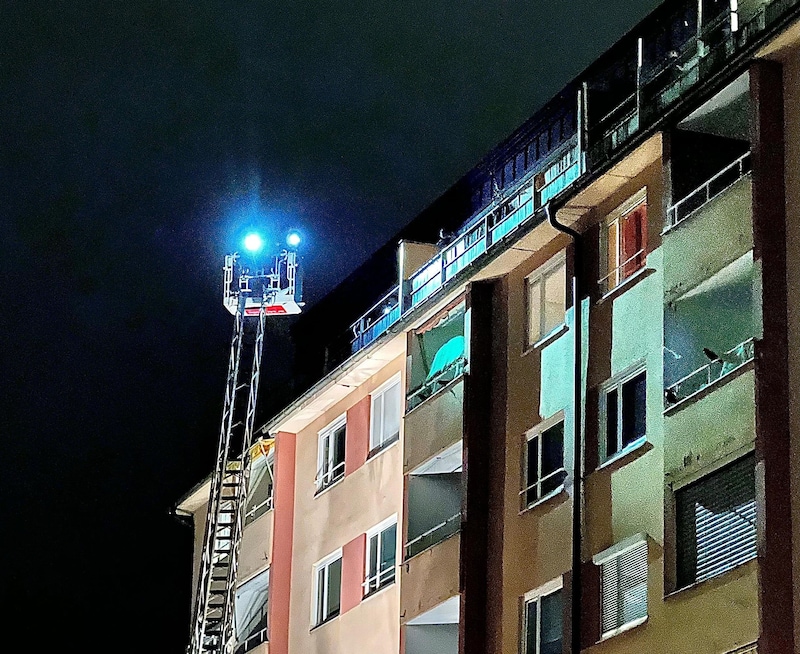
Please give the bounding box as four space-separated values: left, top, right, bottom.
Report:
341 533 367 614
345 395 371 475
622 203 647 277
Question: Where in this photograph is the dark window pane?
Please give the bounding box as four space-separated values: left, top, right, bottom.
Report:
541 423 564 476
326 558 342 619
333 425 346 469
380 524 397 585
526 437 539 504
524 600 538 654
516 151 527 175
621 372 647 447
368 534 379 583
606 389 619 457
540 590 563 654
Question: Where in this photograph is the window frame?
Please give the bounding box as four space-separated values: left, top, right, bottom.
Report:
599 363 648 464
593 535 649 639
311 549 343 628
315 414 347 493
525 252 567 349
369 374 402 454
364 515 398 597
521 411 567 511
521 578 564 654
599 188 648 295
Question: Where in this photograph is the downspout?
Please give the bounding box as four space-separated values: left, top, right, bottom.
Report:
545 201 583 654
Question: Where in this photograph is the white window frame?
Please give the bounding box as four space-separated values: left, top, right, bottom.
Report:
599 362 647 464
525 252 567 348
369 373 402 452
311 549 342 627
599 188 647 294
593 534 649 639
521 578 564 654
315 414 347 492
521 411 567 510
363 515 398 596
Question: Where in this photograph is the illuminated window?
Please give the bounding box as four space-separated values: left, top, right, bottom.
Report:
600 366 647 463
600 190 647 294
370 375 401 453
364 517 397 596
522 414 567 509
312 551 342 627
526 254 566 347
521 584 563 654
316 416 346 492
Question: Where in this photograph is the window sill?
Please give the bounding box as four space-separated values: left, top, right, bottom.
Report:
523 323 569 356
597 267 655 304
598 437 652 473
367 435 400 461
314 475 345 498
598 615 648 643
310 611 340 632
519 486 568 516
665 558 757 602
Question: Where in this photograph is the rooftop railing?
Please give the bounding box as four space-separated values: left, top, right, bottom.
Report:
345 0 799 362
665 337 755 407
405 512 461 560
665 151 751 231
350 286 402 353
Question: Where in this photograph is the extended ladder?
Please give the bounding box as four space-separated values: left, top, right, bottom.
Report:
190 302 267 654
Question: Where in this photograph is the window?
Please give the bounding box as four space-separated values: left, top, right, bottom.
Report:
522 415 567 509
234 568 269 653
312 551 342 626
601 367 647 462
370 376 401 452
365 517 397 595
600 190 647 294
597 539 648 637
676 453 756 589
526 254 566 347
522 586 563 654
315 416 346 492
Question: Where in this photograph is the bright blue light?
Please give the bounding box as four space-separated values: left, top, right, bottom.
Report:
286 231 301 247
243 233 264 252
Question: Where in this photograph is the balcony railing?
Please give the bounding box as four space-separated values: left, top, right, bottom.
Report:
344 0 800 364
244 495 273 523
665 338 755 407
405 512 461 560
665 151 752 231
407 356 466 411
598 249 646 295
350 285 402 353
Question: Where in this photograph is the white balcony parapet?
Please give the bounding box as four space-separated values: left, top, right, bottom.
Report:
665 337 755 408
665 151 751 232
405 512 461 560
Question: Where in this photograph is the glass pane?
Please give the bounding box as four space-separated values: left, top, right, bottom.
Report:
235 568 269 643
541 423 564 477
316 567 326 624
526 437 539 504
540 590 563 654
606 220 619 289
326 558 342 619
333 425 347 469
543 263 566 336
368 534 379 582
524 600 538 654
383 383 401 444
527 279 542 345
621 372 647 447
379 523 397 585
606 389 619 458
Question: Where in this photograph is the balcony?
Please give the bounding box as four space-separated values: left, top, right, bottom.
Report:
405 596 459 654
350 286 402 353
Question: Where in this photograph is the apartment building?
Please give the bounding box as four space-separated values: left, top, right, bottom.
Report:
178 0 800 652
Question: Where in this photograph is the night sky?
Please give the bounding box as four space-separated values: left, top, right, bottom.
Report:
2 2 659 650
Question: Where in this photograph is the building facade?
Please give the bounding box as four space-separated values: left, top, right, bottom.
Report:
177 1 800 652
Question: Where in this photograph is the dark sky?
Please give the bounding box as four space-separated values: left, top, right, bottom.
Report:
1 1 659 650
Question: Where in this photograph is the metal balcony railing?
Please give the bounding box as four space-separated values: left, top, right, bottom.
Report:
598 249 646 295
665 152 752 231
405 512 461 560
350 286 402 353
244 495 273 523
407 356 466 411
665 338 755 407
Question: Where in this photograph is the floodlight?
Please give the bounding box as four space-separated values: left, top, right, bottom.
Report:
243 233 264 252
286 231 301 248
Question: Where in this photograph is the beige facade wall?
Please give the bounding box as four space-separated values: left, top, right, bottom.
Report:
400 532 461 623
403 380 463 473
287 354 405 654
239 510 274 582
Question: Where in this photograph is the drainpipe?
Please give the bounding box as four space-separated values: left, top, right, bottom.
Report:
545 201 583 654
